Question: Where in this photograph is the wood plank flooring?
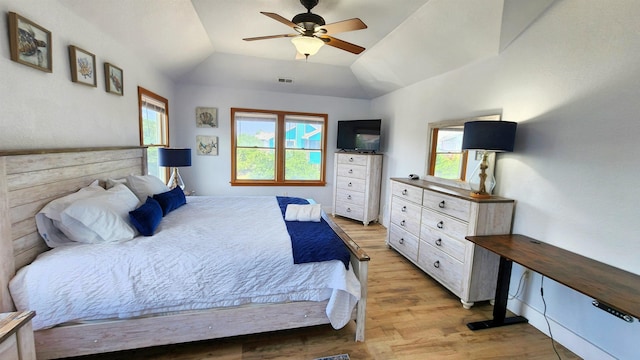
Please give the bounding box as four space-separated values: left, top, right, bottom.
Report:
69 217 580 360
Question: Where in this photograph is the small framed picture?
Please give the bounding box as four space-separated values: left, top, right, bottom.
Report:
196 135 218 156
104 63 123 95
8 12 52 72
196 107 218 128
68 45 97 87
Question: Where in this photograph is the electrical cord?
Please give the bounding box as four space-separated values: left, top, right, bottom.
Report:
508 270 528 300
541 276 562 360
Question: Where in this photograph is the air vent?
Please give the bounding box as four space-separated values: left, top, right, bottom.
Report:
278 77 293 84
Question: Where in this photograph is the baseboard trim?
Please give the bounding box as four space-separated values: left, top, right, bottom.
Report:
508 298 614 360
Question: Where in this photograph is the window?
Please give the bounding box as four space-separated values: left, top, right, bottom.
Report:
231 108 327 186
428 127 468 180
138 87 169 182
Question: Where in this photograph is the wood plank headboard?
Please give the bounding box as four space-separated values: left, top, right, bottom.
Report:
0 147 147 311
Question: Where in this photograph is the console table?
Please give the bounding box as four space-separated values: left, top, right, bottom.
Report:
465 234 640 330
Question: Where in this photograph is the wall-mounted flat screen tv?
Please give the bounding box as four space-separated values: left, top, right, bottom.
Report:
337 119 381 152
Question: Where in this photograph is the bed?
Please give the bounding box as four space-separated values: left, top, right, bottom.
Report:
0 147 369 359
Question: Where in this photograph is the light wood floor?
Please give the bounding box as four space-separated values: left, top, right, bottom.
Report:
70 217 580 360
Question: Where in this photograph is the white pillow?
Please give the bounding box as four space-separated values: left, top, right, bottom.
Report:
35 183 105 248
284 204 322 222
126 174 170 202
105 178 127 189
58 184 140 243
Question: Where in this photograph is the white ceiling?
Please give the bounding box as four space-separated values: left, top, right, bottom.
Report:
57 0 555 99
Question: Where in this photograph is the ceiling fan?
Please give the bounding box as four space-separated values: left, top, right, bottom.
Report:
243 0 368 59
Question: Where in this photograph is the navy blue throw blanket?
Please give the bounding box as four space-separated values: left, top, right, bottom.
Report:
276 196 351 270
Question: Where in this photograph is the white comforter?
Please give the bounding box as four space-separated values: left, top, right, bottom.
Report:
10 196 361 331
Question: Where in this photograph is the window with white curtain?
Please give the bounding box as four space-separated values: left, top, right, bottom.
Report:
138 86 169 182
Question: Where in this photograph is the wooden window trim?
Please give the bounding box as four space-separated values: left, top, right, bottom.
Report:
231 108 327 186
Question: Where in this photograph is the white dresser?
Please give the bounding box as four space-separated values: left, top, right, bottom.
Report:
332 153 383 225
387 178 514 308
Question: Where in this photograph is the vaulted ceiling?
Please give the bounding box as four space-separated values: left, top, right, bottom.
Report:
58 0 554 99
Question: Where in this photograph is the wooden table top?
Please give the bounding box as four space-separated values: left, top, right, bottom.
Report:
466 234 640 320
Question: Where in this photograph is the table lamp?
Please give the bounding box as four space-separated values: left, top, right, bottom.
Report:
158 148 192 190
461 121 517 199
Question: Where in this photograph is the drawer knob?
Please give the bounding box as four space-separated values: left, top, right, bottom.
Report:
400 220 406 226
348 169 353 174
439 200 445 208
402 189 408 195
437 221 444 229
433 260 440 268
435 238 442 246
346 208 352 212
348 182 352 187
349 157 354 162
399 238 405 244
401 206 407 212
347 195 352 200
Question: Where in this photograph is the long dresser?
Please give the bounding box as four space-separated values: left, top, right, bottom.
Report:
332 152 383 225
387 178 514 308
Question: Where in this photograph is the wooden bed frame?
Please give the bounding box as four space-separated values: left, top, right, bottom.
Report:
0 147 370 359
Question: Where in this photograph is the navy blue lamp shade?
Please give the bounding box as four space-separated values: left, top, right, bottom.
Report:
461 121 517 152
158 148 191 190
158 148 192 167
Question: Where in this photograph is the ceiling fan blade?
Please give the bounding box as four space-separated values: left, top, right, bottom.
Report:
320 35 365 54
317 18 367 35
261 12 302 31
243 33 299 41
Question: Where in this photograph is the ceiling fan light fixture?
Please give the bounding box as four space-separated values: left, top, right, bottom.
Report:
291 36 324 56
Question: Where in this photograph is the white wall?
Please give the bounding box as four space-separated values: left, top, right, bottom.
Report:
172 83 372 208
0 0 173 149
372 1 640 359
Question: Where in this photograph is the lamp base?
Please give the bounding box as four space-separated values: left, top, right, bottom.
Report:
470 191 492 199
167 168 185 190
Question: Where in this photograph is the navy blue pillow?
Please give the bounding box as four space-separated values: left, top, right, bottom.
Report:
153 186 186 216
128 197 163 236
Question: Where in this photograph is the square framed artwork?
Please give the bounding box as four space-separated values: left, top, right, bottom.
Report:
104 63 123 95
196 107 218 128
8 12 52 72
69 45 97 87
196 135 218 156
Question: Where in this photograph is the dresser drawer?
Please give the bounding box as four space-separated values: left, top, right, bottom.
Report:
334 201 364 220
423 191 471 221
422 209 468 240
337 153 368 166
418 242 464 295
336 176 366 192
337 163 367 179
420 225 467 262
388 224 419 262
390 197 422 236
336 188 365 205
391 181 423 205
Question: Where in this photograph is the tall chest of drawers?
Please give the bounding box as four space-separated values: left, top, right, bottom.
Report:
332 153 383 225
387 178 514 308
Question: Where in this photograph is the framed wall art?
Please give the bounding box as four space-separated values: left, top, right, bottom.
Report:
104 63 123 95
69 45 97 87
196 135 218 156
196 107 218 128
8 12 52 72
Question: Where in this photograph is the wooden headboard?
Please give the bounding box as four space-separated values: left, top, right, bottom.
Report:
0 147 147 311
